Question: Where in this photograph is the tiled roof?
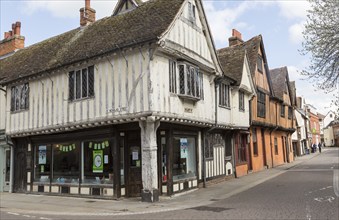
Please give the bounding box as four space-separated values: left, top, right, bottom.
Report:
217 35 262 85
270 66 289 102
0 0 184 84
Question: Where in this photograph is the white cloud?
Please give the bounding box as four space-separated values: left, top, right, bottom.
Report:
277 1 310 20
22 0 117 19
288 21 305 44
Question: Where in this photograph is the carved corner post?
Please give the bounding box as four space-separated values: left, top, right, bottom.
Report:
139 116 160 202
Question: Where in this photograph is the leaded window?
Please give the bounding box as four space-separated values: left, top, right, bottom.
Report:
169 60 177 93
257 90 266 118
239 91 245 111
11 83 29 112
219 83 230 108
69 65 94 101
188 2 196 22
178 63 202 99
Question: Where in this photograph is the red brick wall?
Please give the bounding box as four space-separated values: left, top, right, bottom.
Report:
0 36 24 56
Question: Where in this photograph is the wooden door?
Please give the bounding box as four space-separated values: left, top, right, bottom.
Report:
13 140 27 193
125 133 142 197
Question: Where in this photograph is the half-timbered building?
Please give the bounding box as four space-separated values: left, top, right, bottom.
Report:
0 0 251 201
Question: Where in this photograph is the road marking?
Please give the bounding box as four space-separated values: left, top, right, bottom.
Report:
23 215 31 217
7 212 20 216
334 170 339 197
314 196 335 203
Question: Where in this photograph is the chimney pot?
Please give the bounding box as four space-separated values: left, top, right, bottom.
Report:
9 31 13 37
15 22 21 36
12 23 16 34
228 29 244 46
85 0 90 9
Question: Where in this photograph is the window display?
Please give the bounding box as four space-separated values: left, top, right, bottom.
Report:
173 137 196 181
82 140 113 185
34 145 51 183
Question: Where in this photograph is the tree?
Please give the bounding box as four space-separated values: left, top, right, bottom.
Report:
301 0 339 112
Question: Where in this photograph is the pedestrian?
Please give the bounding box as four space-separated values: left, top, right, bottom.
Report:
318 142 322 153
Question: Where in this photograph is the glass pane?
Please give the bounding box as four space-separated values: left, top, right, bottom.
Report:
88 66 95 97
173 137 196 181
34 145 52 183
68 71 74 101
179 65 185 94
82 140 113 185
76 70 81 99
5 150 10 182
161 137 167 183
52 143 79 184
82 69 88 98
120 136 125 186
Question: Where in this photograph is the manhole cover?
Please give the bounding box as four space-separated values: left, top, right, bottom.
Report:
189 206 233 213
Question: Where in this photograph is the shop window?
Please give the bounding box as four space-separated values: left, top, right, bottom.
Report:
34 145 52 183
252 128 258 156
161 135 168 183
69 65 94 101
173 137 196 181
52 143 80 184
11 83 29 112
257 90 266 118
82 140 113 185
274 137 278 155
219 83 230 108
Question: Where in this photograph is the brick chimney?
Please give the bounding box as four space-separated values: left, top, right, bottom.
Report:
0 21 25 57
80 0 96 27
228 29 244 46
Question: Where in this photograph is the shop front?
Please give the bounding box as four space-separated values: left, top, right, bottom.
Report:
157 124 199 196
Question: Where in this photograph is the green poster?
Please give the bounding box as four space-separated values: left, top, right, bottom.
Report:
93 150 103 173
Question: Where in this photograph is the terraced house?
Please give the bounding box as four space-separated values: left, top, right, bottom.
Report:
0 0 255 202
218 30 296 176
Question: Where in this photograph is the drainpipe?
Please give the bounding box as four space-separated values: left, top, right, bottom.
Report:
6 135 14 193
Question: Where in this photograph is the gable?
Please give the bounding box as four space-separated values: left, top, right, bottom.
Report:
160 0 221 74
113 0 143 16
239 54 255 95
254 44 271 93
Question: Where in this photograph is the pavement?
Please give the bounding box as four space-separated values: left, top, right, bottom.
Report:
0 149 327 218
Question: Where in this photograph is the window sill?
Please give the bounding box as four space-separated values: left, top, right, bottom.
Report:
219 105 231 110
177 94 201 102
69 96 95 103
239 109 245 112
11 109 29 114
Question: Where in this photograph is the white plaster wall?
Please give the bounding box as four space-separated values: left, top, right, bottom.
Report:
324 127 334 146
0 86 6 130
6 48 152 134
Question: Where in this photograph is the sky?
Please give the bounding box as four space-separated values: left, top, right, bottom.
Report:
0 0 337 115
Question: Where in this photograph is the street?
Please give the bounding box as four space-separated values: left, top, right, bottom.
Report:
1 148 338 220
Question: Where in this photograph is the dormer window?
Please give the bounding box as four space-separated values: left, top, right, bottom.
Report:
188 2 196 22
257 55 263 73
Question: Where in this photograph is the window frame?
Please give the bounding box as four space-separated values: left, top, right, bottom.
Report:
177 62 203 100
188 2 196 23
280 104 285 117
288 106 293 119
257 90 266 118
219 83 230 108
252 128 258 156
239 90 245 111
257 55 263 73
10 83 29 112
169 60 177 94
69 65 94 101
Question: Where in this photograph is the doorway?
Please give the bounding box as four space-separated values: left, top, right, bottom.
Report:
3 148 11 192
125 132 142 197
